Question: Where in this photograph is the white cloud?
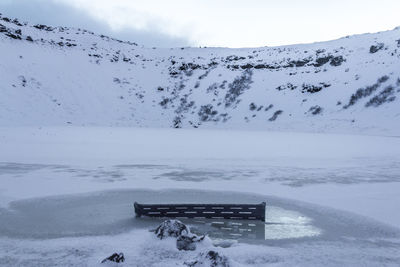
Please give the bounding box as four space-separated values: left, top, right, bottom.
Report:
6 0 400 47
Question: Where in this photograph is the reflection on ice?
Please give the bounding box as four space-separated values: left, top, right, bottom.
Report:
188 219 266 241
264 207 321 239
186 206 321 243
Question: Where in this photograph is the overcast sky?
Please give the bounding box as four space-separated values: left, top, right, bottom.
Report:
1 0 399 48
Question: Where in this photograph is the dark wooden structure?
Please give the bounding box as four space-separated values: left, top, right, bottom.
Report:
134 202 266 221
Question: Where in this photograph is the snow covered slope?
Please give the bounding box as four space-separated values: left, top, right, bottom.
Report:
1 14 399 134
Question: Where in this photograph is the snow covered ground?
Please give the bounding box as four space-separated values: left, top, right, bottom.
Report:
1 127 400 266
1 14 400 134
1 12 400 267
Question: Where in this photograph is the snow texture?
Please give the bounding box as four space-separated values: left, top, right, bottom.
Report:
0 14 399 135
1 13 400 267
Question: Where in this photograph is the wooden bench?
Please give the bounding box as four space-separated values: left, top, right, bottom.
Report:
134 202 266 221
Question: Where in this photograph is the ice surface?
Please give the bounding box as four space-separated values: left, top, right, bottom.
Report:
0 127 400 266
1 13 400 266
0 189 326 241
0 189 399 266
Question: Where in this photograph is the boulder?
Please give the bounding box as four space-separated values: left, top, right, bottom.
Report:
154 219 190 239
154 220 207 251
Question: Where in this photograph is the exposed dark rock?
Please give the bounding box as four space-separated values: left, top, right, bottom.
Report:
240 63 253 69
179 63 202 71
314 56 332 67
198 69 211 80
176 235 205 251
159 98 170 108
330 56 345 66
344 75 390 108
308 105 323 115
301 83 329 94
287 58 312 67
10 18 23 26
369 43 384 53
254 64 266 69
249 102 257 111
173 116 182 128
65 42 77 47
378 75 390 83
365 86 396 107
88 54 102 58
185 250 230 267
33 24 54 31
154 220 190 239
264 104 273 111
269 110 283 121
175 95 195 114
225 55 246 61
0 24 7 33
313 55 345 67
5 32 21 40
225 70 253 107
276 83 297 91
206 83 219 94
101 253 125 264
198 104 218 122
19 76 27 87
154 220 207 251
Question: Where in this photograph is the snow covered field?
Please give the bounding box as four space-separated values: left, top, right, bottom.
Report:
1 12 400 266
1 15 400 134
1 127 400 266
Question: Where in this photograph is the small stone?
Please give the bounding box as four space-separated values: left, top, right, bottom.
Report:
101 252 125 264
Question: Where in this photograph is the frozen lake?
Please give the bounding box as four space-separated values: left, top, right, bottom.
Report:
0 189 399 266
1 127 400 266
0 189 324 241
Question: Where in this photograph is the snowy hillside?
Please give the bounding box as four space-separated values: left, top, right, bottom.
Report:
1 13 400 134
2 12 400 267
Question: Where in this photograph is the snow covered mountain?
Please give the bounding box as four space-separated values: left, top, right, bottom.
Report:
1 13 399 134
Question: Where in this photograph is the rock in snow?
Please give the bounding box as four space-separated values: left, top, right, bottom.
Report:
185 250 231 267
176 234 206 251
154 220 207 251
101 252 125 264
0 13 399 134
153 221 230 265
154 219 190 239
